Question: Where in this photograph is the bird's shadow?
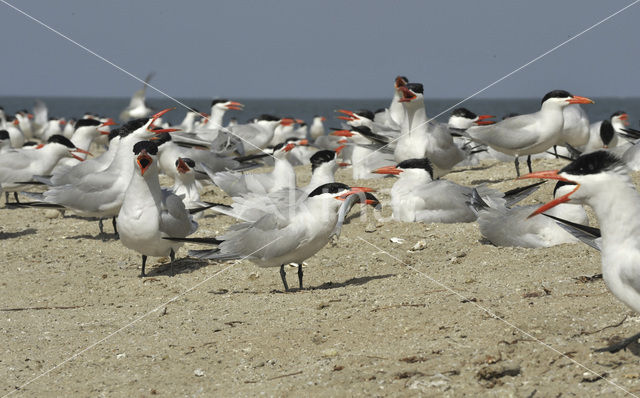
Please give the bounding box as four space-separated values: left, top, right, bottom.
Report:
0 228 37 239
470 178 511 185
305 273 395 291
147 257 211 277
450 164 495 174
64 233 119 241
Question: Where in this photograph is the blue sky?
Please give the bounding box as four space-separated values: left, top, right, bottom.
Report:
1 0 638 98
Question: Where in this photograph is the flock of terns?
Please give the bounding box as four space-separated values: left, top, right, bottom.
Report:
2 75 640 353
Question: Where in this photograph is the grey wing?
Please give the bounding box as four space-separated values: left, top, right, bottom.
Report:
160 190 197 237
204 214 302 260
467 114 540 150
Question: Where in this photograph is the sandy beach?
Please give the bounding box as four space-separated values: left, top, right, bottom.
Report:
1 157 639 397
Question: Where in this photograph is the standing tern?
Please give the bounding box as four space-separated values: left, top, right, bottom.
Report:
118 141 197 276
466 90 594 176
521 151 640 352
167 182 375 291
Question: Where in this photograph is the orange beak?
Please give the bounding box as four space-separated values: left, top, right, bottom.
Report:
137 151 153 176
567 95 594 105
226 101 244 111
176 158 190 174
148 107 175 131
338 162 350 167
518 170 579 218
334 144 346 154
101 118 117 127
280 118 295 126
373 165 402 175
320 116 326 122
152 128 180 134
13 119 19 126
73 148 93 157
398 86 417 102
283 143 296 152
331 130 354 137
475 115 495 125
298 139 309 146
620 113 630 126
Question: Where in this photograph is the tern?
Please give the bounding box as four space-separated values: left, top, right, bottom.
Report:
118 141 197 276
0 135 90 203
374 158 538 223
466 90 594 176
468 180 588 248
25 109 178 232
119 72 154 122
521 150 640 352
394 83 467 177
167 182 375 291
210 142 297 196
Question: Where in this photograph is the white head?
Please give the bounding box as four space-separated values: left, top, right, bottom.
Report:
448 108 495 130
374 158 434 182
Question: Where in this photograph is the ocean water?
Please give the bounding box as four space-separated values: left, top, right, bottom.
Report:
0 96 638 128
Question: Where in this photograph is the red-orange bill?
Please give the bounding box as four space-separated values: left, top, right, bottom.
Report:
528 184 579 218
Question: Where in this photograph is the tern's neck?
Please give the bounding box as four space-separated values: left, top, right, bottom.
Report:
401 103 427 135
180 112 196 130
173 176 200 202
308 162 337 191
389 90 404 125
589 177 640 246
71 129 97 155
209 107 226 128
272 157 295 191
129 164 163 206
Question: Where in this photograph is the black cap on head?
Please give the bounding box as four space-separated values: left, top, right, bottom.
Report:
599 120 615 146
307 182 351 197
610 110 627 118
0 130 9 140
47 134 75 148
74 118 101 129
108 129 120 141
397 158 433 177
560 150 622 176
405 83 424 95
451 108 477 119
211 99 230 107
175 157 196 168
541 90 572 105
353 109 374 121
152 132 172 146
133 140 158 156
310 150 336 171
258 114 279 122
120 118 150 137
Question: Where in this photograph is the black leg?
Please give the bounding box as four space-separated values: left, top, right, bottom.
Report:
526 155 532 173
514 157 520 178
112 216 119 238
98 218 104 235
297 263 303 290
4 191 9 205
553 145 558 159
13 192 19 204
170 249 175 276
140 255 147 277
279 264 289 292
595 331 640 353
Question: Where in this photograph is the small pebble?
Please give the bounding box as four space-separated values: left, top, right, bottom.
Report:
321 348 338 358
409 240 427 252
194 368 205 377
390 237 405 244
44 210 61 219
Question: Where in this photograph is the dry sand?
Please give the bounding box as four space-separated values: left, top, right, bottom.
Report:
2 157 640 397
